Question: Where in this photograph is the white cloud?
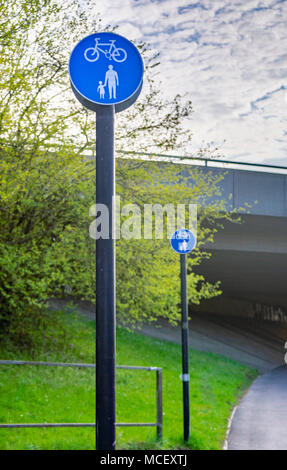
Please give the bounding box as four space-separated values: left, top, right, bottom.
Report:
95 0 287 164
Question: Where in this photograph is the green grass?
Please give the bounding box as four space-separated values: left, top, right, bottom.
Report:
0 312 258 450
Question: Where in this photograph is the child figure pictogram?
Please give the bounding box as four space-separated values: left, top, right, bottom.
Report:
97 81 105 99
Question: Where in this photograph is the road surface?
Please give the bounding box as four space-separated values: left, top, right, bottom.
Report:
228 365 287 450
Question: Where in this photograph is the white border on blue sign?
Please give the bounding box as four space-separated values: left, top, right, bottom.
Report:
69 31 144 108
170 228 197 254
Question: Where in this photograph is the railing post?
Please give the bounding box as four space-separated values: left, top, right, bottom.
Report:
156 369 163 440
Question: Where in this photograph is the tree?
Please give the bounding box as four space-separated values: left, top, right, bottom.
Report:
0 0 236 348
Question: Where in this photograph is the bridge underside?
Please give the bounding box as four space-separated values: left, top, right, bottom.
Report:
196 214 287 317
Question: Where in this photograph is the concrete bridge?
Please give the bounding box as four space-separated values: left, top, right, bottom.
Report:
120 151 287 319
192 161 287 319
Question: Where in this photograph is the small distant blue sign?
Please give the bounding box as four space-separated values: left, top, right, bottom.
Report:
69 32 144 113
170 229 196 254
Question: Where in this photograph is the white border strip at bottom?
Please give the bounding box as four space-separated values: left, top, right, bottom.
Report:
222 405 237 450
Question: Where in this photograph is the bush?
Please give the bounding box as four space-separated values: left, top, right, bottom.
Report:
0 242 66 353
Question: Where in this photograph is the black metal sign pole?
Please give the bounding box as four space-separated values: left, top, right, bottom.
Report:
96 104 116 450
180 253 190 443
69 30 143 452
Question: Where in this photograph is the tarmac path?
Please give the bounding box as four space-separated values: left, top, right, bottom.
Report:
227 365 287 450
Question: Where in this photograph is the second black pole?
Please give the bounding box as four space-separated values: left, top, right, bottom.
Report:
180 253 190 443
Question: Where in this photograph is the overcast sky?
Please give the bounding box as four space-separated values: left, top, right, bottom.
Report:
95 0 287 165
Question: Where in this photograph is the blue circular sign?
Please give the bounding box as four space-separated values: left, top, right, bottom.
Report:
69 32 144 113
170 229 196 254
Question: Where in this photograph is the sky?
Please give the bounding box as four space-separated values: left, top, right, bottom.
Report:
95 0 287 165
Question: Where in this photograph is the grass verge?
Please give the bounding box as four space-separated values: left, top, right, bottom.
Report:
0 311 258 450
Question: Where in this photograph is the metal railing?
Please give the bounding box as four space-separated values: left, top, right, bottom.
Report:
0 360 163 440
116 150 287 174
4 139 287 175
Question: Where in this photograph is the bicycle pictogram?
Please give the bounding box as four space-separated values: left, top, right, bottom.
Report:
84 38 127 63
175 230 191 240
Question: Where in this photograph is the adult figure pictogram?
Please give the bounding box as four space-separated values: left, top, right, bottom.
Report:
104 65 119 99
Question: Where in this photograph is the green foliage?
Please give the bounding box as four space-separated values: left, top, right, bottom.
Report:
0 0 239 348
114 159 233 327
0 242 68 353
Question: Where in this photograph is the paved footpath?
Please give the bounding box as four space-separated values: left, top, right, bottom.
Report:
228 365 287 450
